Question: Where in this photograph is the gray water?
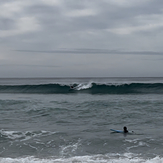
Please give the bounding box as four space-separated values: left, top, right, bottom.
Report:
0 78 163 163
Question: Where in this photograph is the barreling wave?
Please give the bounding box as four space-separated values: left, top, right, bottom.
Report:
0 82 163 94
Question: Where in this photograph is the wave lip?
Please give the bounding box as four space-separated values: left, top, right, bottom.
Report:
0 82 163 94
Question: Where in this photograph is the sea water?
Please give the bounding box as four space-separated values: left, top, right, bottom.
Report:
0 77 163 163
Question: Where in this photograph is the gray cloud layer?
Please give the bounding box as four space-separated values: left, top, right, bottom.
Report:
0 0 163 77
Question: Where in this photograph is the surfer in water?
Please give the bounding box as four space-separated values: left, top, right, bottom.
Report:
123 126 128 133
70 86 74 89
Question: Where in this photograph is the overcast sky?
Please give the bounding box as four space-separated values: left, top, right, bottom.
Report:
0 0 163 77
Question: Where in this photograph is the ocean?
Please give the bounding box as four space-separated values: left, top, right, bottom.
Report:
0 77 163 163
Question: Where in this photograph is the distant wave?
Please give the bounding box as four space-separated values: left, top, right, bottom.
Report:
0 82 163 94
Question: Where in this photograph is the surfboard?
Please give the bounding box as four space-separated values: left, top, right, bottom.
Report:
110 129 124 133
110 129 134 134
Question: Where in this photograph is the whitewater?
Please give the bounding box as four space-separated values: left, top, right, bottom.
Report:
0 77 163 163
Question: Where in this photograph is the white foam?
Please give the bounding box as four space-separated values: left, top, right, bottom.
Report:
75 82 93 90
60 139 81 157
124 139 150 151
124 138 141 143
0 154 163 163
0 129 56 141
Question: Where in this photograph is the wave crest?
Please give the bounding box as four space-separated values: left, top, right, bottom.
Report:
0 82 163 94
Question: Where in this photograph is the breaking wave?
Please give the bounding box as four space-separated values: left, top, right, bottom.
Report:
0 82 163 94
0 154 162 163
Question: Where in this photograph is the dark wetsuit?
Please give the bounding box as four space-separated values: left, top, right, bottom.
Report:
123 127 128 133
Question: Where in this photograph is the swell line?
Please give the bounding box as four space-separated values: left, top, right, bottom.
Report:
0 83 163 94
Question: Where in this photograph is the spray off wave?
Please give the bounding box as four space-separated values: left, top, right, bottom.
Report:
0 82 163 94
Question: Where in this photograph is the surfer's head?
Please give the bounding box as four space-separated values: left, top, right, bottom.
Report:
123 126 128 133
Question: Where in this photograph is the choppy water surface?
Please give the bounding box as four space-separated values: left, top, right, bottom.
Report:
0 78 163 163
